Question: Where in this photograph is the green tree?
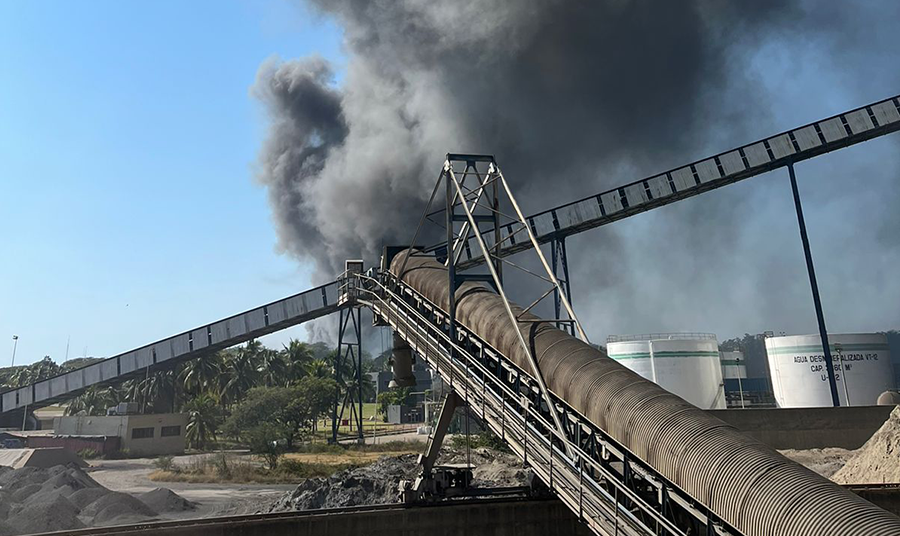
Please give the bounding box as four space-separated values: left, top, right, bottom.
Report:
66 386 122 416
282 339 313 382
376 387 412 421
245 423 286 470
179 351 223 398
124 367 180 414
305 358 332 379
184 394 220 450
219 342 261 406
223 379 337 450
258 348 288 388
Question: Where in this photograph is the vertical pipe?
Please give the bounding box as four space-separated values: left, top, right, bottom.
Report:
788 162 840 407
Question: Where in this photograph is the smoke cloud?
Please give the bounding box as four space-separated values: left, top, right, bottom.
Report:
254 1 900 345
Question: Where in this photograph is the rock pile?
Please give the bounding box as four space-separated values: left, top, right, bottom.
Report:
270 454 419 511
0 464 194 535
270 447 532 512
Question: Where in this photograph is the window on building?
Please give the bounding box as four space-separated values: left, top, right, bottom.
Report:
131 427 154 439
160 425 181 437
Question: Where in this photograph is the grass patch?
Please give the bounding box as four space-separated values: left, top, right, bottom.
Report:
148 452 361 484
149 441 423 485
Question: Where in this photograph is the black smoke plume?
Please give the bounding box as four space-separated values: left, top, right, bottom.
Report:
254 1 900 343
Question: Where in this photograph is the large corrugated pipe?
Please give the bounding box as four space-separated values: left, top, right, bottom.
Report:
389 331 416 388
390 250 900 536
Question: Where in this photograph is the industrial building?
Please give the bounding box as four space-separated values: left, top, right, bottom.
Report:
53 413 188 456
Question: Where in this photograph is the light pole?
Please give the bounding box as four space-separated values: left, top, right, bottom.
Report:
11 335 18 367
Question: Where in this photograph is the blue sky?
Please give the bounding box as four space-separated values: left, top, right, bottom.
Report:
0 1 343 366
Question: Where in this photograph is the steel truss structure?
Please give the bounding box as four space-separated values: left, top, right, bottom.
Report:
357 270 736 536
331 264 365 443
398 154 592 450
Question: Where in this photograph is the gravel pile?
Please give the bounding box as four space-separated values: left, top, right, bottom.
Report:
139 488 198 512
270 454 420 511
0 463 194 534
832 406 900 485
270 446 531 512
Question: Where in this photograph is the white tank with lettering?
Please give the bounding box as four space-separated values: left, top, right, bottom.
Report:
606 333 726 409
765 333 894 407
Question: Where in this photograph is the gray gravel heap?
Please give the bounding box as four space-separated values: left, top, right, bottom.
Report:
0 464 193 534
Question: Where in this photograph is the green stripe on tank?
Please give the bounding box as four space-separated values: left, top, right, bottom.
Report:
720 360 744 366
609 351 720 360
767 344 888 355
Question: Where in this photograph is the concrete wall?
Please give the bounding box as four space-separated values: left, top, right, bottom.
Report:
44 499 592 536
53 415 128 437
53 413 187 456
708 405 894 450
122 414 188 456
26 435 120 456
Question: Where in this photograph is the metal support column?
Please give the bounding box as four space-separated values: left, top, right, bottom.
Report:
331 306 364 443
551 237 575 336
788 162 840 407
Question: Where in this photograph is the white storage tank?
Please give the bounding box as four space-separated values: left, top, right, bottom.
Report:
765 333 894 408
606 333 726 409
720 351 747 379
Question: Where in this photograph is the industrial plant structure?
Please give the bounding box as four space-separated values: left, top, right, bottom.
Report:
0 93 899 536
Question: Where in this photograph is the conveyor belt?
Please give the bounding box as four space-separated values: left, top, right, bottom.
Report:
441 94 900 270
368 253 900 536
0 281 345 415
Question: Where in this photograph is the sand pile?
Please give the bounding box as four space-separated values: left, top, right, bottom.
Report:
778 447 854 478
0 464 194 534
833 406 900 484
270 446 529 512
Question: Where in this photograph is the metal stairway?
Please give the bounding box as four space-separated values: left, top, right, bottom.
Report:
357 269 733 536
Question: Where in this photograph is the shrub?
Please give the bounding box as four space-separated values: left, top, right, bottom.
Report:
153 455 176 472
77 448 101 459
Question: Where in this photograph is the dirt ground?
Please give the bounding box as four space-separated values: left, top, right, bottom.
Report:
87 454 296 518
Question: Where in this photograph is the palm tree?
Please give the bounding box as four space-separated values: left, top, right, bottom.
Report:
124 368 179 414
282 339 313 382
219 343 261 407
179 351 223 397
305 358 332 379
258 348 288 387
345 370 377 403
184 394 219 450
66 386 121 416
